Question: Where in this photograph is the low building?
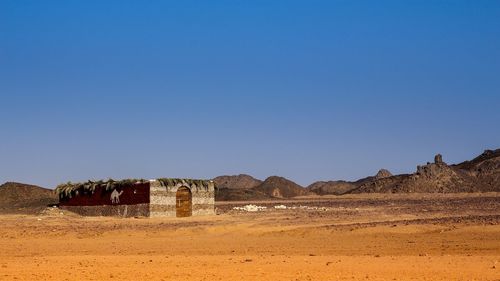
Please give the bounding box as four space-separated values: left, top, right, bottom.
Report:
55 178 215 217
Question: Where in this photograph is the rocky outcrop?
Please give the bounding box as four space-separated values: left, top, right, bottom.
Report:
214 149 499 200
434 154 444 165
375 169 393 179
350 151 499 194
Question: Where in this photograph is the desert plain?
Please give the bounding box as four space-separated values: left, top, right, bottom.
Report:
1 193 499 281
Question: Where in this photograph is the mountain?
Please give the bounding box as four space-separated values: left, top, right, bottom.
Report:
213 174 262 189
349 150 500 193
454 149 500 190
0 182 58 214
253 176 310 198
454 149 500 171
215 188 270 201
214 149 499 200
307 180 356 195
307 169 393 195
215 176 310 200
213 174 266 201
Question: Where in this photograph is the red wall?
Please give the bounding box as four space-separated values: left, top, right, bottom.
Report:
59 182 150 206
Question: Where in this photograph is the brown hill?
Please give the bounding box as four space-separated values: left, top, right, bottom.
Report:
215 149 499 200
350 150 500 194
0 182 58 214
307 169 393 195
215 188 270 201
213 174 262 189
253 176 310 198
454 149 500 170
454 149 500 190
307 180 356 195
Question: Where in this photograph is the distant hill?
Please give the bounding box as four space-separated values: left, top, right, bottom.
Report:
213 174 262 189
307 180 356 195
215 188 270 201
215 176 310 200
253 176 310 198
454 149 500 190
0 182 58 214
307 169 393 195
214 174 266 201
215 149 499 200
454 149 500 171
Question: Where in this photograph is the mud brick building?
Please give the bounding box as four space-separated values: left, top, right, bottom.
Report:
55 178 215 217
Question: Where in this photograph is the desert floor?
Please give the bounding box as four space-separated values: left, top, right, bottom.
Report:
1 193 500 281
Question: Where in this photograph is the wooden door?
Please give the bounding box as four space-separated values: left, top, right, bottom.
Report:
176 187 192 217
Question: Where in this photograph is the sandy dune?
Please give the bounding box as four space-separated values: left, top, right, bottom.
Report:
1 193 499 280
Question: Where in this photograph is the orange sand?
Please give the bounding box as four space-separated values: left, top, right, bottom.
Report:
1 196 499 280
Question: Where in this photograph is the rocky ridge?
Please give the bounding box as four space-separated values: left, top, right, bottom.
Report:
349 150 500 194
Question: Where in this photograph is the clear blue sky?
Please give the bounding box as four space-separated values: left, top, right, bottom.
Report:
1 0 499 188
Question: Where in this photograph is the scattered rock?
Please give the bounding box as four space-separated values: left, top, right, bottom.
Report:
233 205 267 212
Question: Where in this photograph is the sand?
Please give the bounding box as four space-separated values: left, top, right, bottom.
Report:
1 193 499 280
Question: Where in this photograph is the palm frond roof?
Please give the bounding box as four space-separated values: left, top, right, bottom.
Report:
55 178 214 198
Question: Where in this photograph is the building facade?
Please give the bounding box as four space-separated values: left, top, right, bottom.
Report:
56 179 215 217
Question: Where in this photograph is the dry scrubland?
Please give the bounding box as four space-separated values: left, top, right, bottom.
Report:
1 193 500 281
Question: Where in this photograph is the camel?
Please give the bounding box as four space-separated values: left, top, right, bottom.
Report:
110 189 124 204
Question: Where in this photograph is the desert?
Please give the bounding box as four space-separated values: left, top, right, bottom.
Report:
2 1 500 280
1 192 499 280
1 150 500 280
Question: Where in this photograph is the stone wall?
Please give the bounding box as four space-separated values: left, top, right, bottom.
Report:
148 180 215 217
61 203 149 218
149 180 176 217
60 180 215 218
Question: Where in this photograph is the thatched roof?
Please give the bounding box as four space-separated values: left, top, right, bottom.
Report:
55 178 214 198
156 178 213 189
